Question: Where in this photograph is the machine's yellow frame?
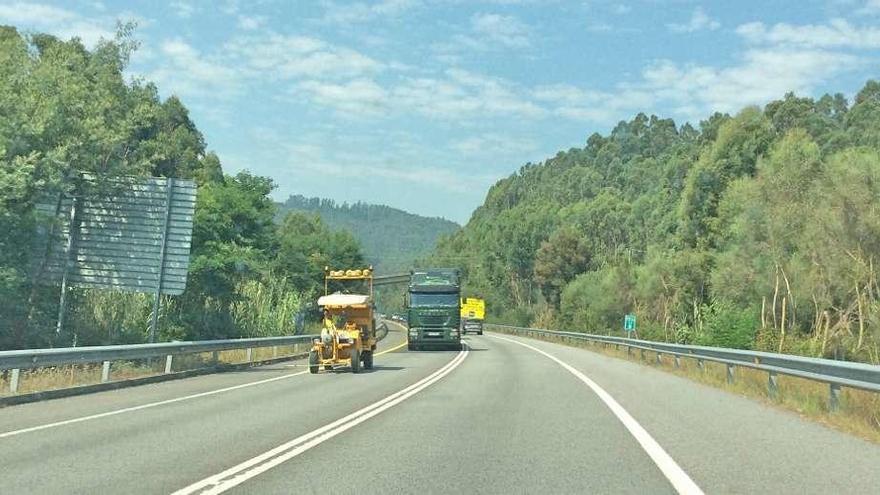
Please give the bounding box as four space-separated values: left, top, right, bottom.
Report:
310 267 377 373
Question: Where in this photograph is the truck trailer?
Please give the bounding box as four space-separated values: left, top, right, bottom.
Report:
460 297 485 335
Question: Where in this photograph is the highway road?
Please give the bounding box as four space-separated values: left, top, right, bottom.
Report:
1 325 879 494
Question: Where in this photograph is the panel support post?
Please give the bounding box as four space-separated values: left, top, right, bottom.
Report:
56 195 79 338
150 178 175 343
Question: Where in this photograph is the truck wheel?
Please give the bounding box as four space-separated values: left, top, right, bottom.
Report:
351 347 361 373
363 350 373 370
308 350 319 374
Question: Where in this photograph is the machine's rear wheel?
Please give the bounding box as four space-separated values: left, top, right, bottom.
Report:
308 350 319 374
363 350 373 370
351 347 361 373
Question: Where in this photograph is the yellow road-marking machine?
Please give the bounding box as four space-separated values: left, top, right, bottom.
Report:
309 267 377 373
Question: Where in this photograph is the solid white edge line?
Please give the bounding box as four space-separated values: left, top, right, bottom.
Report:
490 334 704 495
0 371 307 439
173 345 469 495
0 332 409 440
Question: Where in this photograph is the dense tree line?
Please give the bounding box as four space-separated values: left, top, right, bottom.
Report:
430 81 880 363
278 195 459 274
0 27 363 350
278 196 460 315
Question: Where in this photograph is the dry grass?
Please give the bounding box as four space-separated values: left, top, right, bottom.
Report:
494 329 880 444
0 343 308 398
0 361 159 397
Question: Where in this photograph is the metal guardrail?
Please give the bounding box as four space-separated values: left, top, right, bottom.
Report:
0 334 317 394
488 324 880 411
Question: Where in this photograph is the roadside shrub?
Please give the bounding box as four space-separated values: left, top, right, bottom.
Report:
696 300 759 349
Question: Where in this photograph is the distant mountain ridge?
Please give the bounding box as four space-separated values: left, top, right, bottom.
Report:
278 195 460 274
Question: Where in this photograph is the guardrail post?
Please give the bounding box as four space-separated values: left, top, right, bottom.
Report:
639 349 645 361
272 346 278 359
768 371 778 399
10 368 20 394
726 364 735 384
829 384 841 412
212 351 219 366
626 345 632 356
656 352 663 365
164 355 173 374
674 356 681 369
697 359 704 372
101 361 111 383
246 348 253 363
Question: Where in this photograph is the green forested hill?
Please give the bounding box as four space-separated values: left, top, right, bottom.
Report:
430 81 880 363
278 195 459 274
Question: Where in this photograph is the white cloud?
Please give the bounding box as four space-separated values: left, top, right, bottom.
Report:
226 34 382 79
297 79 389 116
169 1 197 19
586 22 613 33
858 0 880 15
539 14 877 124
639 48 860 117
667 7 720 33
319 0 420 24
471 12 531 48
533 83 651 122
451 133 538 156
0 2 117 47
612 4 631 15
237 15 267 30
394 68 545 119
293 68 545 121
736 18 880 49
271 132 485 194
148 39 243 100
432 11 534 58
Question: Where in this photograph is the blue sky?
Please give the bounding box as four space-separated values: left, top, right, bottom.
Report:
2 1 880 223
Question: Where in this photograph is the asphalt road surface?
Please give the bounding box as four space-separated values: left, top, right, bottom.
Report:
2 325 879 494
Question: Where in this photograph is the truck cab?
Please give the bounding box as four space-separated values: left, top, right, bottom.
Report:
406 268 461 351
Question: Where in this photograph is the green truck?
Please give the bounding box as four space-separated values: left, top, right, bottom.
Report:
406 268 461 351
